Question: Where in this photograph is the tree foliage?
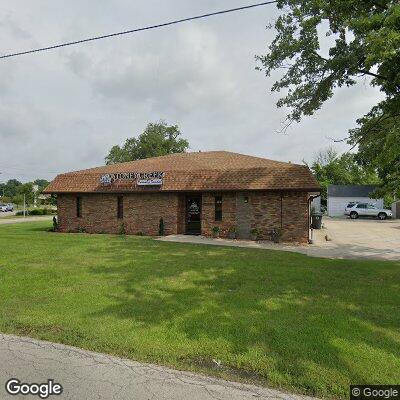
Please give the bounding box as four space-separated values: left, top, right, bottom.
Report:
308 147 379 204
105 121 189 165
257 0 400 196
0 178 51 205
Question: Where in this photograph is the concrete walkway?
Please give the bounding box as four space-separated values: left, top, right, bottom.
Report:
158 218 400 261
0 334 314 400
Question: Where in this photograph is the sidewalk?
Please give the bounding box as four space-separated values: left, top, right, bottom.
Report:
0 216 53 225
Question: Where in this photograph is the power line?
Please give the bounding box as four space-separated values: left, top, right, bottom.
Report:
0 1 277 60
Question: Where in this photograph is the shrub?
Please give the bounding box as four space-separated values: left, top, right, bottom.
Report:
119 223 126 235
250 228 260 240
158 218 165 236
29 209 43 215
52 216 58 232
212 226 220 237
16 211 29 216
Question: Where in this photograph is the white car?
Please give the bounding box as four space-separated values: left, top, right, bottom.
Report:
345 202 393 220
0 204 7 212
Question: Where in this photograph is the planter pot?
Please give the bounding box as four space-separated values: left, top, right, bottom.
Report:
251 234 258 241
212 232 220 238
227 232 236 240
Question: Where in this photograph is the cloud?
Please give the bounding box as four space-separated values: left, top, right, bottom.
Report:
64 24 240 114
0 0 384 183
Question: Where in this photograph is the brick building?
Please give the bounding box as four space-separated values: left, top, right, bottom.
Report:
44 151 320 243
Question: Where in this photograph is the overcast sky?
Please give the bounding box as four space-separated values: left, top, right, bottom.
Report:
0 0 382 182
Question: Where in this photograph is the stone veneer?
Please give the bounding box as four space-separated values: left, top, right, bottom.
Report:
57 190 310 243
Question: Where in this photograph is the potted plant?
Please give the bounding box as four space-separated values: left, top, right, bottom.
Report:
250 228 259 241
212 226 220 238
271 228 283 243
227 226 236 239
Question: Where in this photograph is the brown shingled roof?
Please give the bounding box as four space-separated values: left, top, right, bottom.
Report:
44 151 320 194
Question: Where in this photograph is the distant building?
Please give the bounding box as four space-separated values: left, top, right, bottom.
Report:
327 185 383 217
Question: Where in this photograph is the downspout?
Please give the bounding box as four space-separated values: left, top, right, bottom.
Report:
280 192 283 230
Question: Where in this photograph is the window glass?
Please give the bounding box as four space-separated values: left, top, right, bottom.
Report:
215 196 222 221
356 203 367 209
76 196 82 218
117 196 124 219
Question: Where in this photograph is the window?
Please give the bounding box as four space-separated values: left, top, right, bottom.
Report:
215 196 222 221
356 203 367 209
117 196 124 219
76 196 82 218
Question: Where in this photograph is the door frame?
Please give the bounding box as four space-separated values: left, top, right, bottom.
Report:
185 195 202 235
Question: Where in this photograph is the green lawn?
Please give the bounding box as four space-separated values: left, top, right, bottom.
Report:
0 222 399 398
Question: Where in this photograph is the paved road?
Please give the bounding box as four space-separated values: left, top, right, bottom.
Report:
0 334 313 400
0 212 16 218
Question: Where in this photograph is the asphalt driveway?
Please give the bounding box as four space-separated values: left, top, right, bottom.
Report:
312 217 400 261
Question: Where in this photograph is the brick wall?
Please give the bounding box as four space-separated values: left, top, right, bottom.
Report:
57 193 179 235
251 192 282 240
250 191 309 243
57 190 309 243
201 192 236 237
281 192 309 243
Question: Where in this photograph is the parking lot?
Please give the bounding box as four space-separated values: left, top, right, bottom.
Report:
312 217 400 261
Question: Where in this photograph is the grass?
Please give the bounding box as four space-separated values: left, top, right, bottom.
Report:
0 221 399 399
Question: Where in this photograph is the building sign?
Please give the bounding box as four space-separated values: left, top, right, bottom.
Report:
100 171 164 186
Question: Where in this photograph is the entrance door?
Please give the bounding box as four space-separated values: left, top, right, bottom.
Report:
186 196 202 235
236 193 251 239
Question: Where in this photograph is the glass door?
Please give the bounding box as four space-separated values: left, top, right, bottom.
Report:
186 196 202 235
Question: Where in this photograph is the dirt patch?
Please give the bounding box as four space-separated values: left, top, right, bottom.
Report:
181 356 268 385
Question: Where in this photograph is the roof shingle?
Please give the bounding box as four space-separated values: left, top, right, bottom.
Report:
44 151 320 193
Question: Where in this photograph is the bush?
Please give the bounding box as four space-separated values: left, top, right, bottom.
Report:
29 209 43 215
119 223 126 235
250 228 260 240
158 218 165 236
16 211 29 216
212 226 220 238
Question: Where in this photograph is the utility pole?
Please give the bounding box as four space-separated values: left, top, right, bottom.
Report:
0 172 4 198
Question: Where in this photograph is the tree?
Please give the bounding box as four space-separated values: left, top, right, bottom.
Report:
1 179 22 198
257 1 400 197
308 147 379 205
13 183 34 206
33 179 50 192
105 121 189 165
